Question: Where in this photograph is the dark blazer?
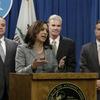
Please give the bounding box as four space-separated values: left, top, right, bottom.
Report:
0 38 17 100
80 42 100 100
56 36 76 72
80 42 100 75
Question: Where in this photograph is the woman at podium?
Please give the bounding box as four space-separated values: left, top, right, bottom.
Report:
15 20 63 73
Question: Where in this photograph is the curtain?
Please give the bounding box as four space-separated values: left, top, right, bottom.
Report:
5 0 100 71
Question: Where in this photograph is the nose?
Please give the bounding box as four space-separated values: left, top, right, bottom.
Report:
0 27 3 29
0 25 3 28
0 26 3 29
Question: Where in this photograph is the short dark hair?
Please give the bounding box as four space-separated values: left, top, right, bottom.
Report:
0 16 3 18
0 16 6 22
24 20 50 48
0 16 5 20
96 20 100 25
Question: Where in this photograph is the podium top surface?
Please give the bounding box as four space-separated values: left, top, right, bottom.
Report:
10 73 98 80
32 73 98 79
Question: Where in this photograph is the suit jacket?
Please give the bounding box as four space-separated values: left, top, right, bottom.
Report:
15 44 58 73
0 38 18 100
80 42 100 76
56 36 76 72
80 42 100 100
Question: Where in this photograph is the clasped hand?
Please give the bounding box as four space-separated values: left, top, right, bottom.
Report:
32 56 66 69
32 58 48 69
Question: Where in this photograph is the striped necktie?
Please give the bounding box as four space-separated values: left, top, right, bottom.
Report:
0 41 5 62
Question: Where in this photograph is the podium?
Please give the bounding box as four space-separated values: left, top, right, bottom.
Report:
9 73 98 100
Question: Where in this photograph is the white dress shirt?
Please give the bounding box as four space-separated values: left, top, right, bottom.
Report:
96 40 100 64
0 36 6 55
50 36 60 52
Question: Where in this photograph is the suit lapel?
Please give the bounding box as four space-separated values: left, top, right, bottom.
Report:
30 49 37 58
4 39 9 63
92 43 100 68
0 56 4 63
56 36 62 57
56 36 63 58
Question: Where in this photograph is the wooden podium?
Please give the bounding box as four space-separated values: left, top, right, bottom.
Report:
9 73 98 100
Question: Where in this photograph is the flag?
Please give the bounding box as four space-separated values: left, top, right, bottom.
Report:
14 0 36 44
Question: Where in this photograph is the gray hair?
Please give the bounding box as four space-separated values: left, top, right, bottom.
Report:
48 14 62 24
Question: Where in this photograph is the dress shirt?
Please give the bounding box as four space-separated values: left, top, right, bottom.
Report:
96 40 100 64
0 36 6 55
50 36 60 52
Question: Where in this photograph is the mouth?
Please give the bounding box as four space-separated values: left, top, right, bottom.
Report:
41 36 47 41
52 30 59 33
41 35 47 38
0 30 4 32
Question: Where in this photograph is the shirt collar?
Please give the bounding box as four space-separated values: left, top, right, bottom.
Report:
50 36 60 44
96 39 100 46
0 36 5 43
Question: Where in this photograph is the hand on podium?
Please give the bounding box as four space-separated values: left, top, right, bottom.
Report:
97 80 100 90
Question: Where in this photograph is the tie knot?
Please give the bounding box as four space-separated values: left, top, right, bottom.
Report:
52 40 56 45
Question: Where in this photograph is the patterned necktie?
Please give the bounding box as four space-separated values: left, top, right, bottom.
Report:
0 41 5 62
52 40 57 55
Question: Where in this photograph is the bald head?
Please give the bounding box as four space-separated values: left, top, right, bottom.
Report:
0 17 6 23
0 17 6 38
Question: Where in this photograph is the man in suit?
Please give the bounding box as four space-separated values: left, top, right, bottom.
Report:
48 14 76 72
0 17 18 100
80 20 100 100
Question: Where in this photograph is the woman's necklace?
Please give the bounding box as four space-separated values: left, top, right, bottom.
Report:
36 47 43 54
34 47 45 59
